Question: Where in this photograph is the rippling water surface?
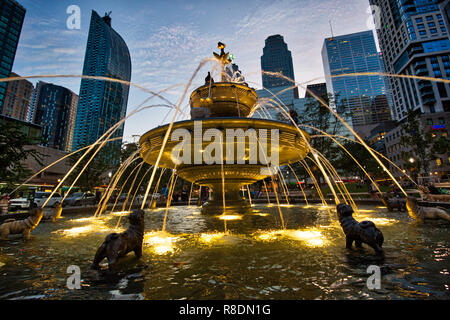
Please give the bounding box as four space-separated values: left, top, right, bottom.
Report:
0 204 448 300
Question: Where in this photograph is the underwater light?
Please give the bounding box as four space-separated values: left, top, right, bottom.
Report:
218 215 243 221
144 232 179 255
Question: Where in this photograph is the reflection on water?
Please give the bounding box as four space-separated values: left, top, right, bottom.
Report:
0 204 448 300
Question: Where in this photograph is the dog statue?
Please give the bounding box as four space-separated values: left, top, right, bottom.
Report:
406 197 450 223
91 209 145 272
380 194 406 211
418 186 450 202
0 207 43 240
43 203 62 222
336 203 384 254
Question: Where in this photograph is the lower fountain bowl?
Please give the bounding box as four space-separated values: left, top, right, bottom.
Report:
139 118 310 214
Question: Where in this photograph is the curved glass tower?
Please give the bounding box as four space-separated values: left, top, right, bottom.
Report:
72 11 131 159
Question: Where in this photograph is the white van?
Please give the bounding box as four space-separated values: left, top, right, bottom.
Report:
31 192 63 208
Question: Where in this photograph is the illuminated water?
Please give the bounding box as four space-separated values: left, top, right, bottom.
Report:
0 204 448 300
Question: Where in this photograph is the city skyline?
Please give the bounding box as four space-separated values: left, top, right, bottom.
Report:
11 0 374 142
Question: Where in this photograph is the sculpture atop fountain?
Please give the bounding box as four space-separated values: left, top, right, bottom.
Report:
139 43 310 214
213 42 232 82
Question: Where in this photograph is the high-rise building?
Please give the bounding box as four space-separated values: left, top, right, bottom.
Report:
2 72 33 121
27 80 43 123
0 0 25 113
322 30 393 135
370 0 450 119
261 34 299 99
304 83 328 99
33 82 78 152
72 11 132 160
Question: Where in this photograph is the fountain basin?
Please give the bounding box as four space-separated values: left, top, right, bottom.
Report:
189 82 258 118
139 118 310 214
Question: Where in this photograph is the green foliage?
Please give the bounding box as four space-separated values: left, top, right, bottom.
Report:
289 93 351 182
334 140 388 179
0 120 44 192
399 110 443 180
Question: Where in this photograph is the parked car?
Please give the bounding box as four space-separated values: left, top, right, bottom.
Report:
8 197 30 211
31 192 63 208
63 192 96 207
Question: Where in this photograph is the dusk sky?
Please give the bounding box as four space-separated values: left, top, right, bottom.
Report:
13 0 374 142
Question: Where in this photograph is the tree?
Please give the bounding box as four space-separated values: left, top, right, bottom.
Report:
290 93 350 185
399 110 435 182
0 120 43 193
335 140 387 179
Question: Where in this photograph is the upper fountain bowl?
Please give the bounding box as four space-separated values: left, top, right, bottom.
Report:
190 82 257 119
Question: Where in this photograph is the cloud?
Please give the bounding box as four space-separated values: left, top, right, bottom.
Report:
53 48 78 54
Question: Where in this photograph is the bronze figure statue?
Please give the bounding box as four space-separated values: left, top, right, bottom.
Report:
0 207 43 240
380 194 406 211
205 71 214 85
213 42 232 81
91 209 145 272
336 204 384 254
406 197 450 223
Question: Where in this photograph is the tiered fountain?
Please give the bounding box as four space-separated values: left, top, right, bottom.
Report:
139 43 310 214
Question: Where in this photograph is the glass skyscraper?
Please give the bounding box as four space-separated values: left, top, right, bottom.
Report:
370 0 450 119
0 0 25 114
322 30 392 131
72 11 131 160
261 34 299 99
33 82 78 152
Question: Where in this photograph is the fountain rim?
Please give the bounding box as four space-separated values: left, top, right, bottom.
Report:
188 82 258 100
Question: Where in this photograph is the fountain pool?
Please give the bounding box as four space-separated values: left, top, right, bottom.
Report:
0 204 448 300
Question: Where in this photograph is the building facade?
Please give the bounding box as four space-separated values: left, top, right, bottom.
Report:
0 0 25 113
26 80 43 123
72 11 132 161
33 82 78 152
304 83 328 99
384 112 450 182
261 34 299 99
369 0 450 182
2 71 33 121
322 30 393 135
370 0 450 119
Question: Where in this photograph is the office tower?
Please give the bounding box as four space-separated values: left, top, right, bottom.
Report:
304 83 327 99
261 34 299 99
0 0 25 113
72 11 132 160
322 30 392 134
65 93 78 152
2 72 33 121
26 80 43 123
33 82 78 152
370 0 450 119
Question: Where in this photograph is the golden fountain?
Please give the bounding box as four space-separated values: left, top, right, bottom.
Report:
139 43 310 214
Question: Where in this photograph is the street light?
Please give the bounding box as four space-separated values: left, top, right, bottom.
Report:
409 157 415 164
